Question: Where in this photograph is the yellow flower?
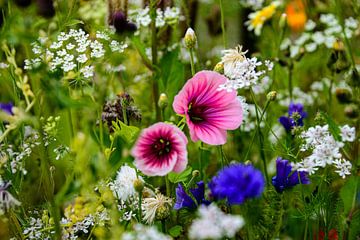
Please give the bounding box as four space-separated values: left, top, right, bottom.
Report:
246 1 280 35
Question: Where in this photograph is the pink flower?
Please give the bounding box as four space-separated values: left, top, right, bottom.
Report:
173 71 243 145
131 122 188 176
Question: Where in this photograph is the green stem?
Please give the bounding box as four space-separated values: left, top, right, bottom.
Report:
199 142 204 180
189 49 196 76
218 145 227 168
150 0 161 121
288 62 294 101
138 191 142 223
250 89 269 184
219 0 227 48
165 175 171 196
304 220 308 240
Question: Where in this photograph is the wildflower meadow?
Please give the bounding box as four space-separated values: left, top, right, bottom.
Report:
1 0 360 239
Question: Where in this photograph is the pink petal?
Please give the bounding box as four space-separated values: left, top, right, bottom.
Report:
193 123 227 145
135 152 178 176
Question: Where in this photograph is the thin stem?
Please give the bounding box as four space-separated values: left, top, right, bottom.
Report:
165 175 171 196
138 191 142 223
199 142 204 180
288 62 294 101
303 220 308 240
250 89 269 184
189 49 196 76
150 0 161 121
218 145 227 168
219 0 227 48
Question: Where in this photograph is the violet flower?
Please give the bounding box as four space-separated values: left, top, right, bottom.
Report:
209 163 265 205
174 181 210 210
272 157 310 193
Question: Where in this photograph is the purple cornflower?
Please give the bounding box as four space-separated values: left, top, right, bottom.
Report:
208 164 265 205
0 102 13 115
174 181 210 210
272 157 310 193
279 102 307 132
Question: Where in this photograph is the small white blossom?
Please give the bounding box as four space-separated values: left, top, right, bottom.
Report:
340 125 356 142
109 165 143 202
188 204 245 240
122 224 172 240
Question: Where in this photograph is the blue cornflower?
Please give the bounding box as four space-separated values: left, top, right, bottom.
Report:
208 164 265 205
0 102 13 115
272 157 310 193
174 181 210 210
279 102 307 132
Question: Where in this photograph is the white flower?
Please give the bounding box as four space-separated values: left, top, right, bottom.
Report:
305 20 316 31
333 159 352 178
142 193 172 224
76 54 88 64
340 125 356 142
219 46 266 91
122 224 172 240
80 66 94 78
188 204 245 240
305 42 317 52
109 165 143 202
0 178 21 213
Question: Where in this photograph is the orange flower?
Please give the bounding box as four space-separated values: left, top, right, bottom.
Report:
285 0 307 32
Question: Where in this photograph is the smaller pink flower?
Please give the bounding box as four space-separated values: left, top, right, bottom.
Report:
131 122 188 176
173 70 243 145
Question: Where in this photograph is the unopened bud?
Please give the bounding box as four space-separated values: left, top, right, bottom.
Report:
333 39 344 51
279 13 287 29
344 104 359 119
158 93 168 109
348 68 360 87
192 170 200 178
335 88 352 104
133 178 144 193
184 28 197 49
213 62 224 74
155 204 171 221
267 91 277 101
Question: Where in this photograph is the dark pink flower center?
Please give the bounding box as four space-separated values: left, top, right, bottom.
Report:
152 138 172 156
188 102 206 123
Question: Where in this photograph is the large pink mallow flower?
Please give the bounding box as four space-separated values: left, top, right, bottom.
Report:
173 71 243 145
131 122 188 176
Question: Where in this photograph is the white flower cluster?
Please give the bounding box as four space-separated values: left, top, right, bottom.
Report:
61 215 95 239
188 204 245 240
122 224 172 240
24 29 128 80
53 145 70 161
109 165 143 202
4 126 41 175
293 124 355 178
23 217 53 239
218 46 272 92
239 0 264 10
281 14 359 57
129 6 182 29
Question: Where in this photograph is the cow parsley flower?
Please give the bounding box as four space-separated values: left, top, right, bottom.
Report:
340 125 356 142
293 125 353 178
218 46 270 91
188 204 245 240
109 165 143 202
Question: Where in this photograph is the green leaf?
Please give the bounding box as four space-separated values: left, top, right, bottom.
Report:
168 166 192 183
321 112 341 141
168 225 183 237
65 19 84 27
340 176 359 214
112 121 140 144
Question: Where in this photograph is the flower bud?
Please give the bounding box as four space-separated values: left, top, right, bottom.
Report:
184 28 197 49
192 170 200 178
158 93 168 109
279 13 287 29
111 11 137 33
133 178 144 193
348 68 360 87
155 204 171 221
344 104 359 119
213 62 224 74
267 91 277 101
335 88 352 104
